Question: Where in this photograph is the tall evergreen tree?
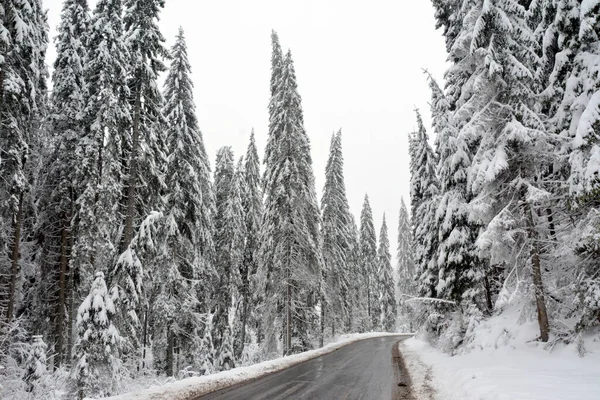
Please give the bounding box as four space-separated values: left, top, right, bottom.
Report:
427 73 482 306
146 28 215 375
39 0 90 367
239 130 262 358
410 111 440 300
377 214 396 332
359 194 378 330
259 35 322 355
320 130 352 338
72 272 122 399
396 197 415 327
212 147 244 364
121 0 168 251
0 0 49 323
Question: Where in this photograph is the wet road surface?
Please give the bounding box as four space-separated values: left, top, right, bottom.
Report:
197 335 413 400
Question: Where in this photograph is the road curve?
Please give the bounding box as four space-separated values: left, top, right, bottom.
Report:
196 335 413 400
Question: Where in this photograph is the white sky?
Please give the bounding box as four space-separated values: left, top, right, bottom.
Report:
46 0 447 264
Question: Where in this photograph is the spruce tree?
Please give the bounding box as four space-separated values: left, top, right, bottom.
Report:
427 73 481 306
321 130 352 338
359 195 378 330
212 147 244 364
396 197 415 328
410 111 440 300
0 0 49 323
377 214 396 332
259 35 322 355
72 272 122 399
121 0 168 251
23 335 47 393
239 130 263 358
42 0 90 367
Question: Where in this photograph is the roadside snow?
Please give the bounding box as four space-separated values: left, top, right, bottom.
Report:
102 332 406 400
401 310 600 400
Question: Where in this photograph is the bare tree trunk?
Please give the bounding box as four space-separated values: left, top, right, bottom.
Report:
55 219 69 368
526 201 550 342
483 274 493 311
6 192 24 322
141 306 148 371
166 324 174 377
319 292 325 348
122 92 141 252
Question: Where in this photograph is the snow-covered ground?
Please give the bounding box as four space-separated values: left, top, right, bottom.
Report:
402 308 600 400
103 332 405 400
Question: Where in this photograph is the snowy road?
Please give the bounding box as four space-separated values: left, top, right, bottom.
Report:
196 335 413 400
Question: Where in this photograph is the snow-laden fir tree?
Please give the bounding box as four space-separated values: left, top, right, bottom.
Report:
39 0 90 367
23 335 47 393
259 35 322 355
348 214 369 332
447 0 551 341
396 197 415 329
75 0 130 315
427 73 482 307
359 195 379 330
72 272 122 399
410 111 440 301
0 0 48 323
377 214 396 332
217 325 235 371
121 0 168 251
239 130 263 358
320 130 353 339
212 147 244 365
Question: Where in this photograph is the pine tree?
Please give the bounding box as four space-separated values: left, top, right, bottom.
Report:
0 0 49 323
259 34 322 355
410 111 440 300
239 130 263 358
377 214 396 332
321 130 352 338
121 0 168 251
212 148 246 367
396 197 415 328
75 0 130 314
427 73 482 306
72 272 122 399
40 0 90 367
23 335 47 393
348 214 369 332
359 195 378 330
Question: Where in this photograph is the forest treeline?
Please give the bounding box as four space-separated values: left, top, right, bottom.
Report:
0 0 397 398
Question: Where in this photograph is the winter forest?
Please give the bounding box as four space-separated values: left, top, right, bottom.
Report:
0 0 599 399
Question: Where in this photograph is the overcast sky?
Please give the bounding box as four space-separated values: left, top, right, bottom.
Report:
46 0 447 264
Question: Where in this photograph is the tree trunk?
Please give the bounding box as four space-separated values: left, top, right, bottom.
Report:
319 292 325 348
6 192 24 322
55 219 70 368
122 91 141 252
141 306 148 370
526 201 550 342
483 274 493 311
166 325 174 377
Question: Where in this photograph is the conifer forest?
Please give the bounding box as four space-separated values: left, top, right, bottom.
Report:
0 0 599 399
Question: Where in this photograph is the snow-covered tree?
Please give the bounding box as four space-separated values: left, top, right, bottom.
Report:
377 214 396 332
410 110 440 300
396 198 415 313
239 130 263 358
121 0 168 251
320 130 353 339
23 335 47 392
258 35 322 355
359 195 379 330
72 272 122 399
427 73 482 306
0 0 49 323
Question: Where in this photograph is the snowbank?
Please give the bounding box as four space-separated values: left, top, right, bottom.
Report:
103 332 406 400
401 309 600 400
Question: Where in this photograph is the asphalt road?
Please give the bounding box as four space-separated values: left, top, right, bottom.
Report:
197 335 414 400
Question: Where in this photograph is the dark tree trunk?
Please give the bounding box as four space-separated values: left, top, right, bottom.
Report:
526 201 550 342
122 91 141 252
55 218 70 368
166 325 174 377
6 192 24 322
